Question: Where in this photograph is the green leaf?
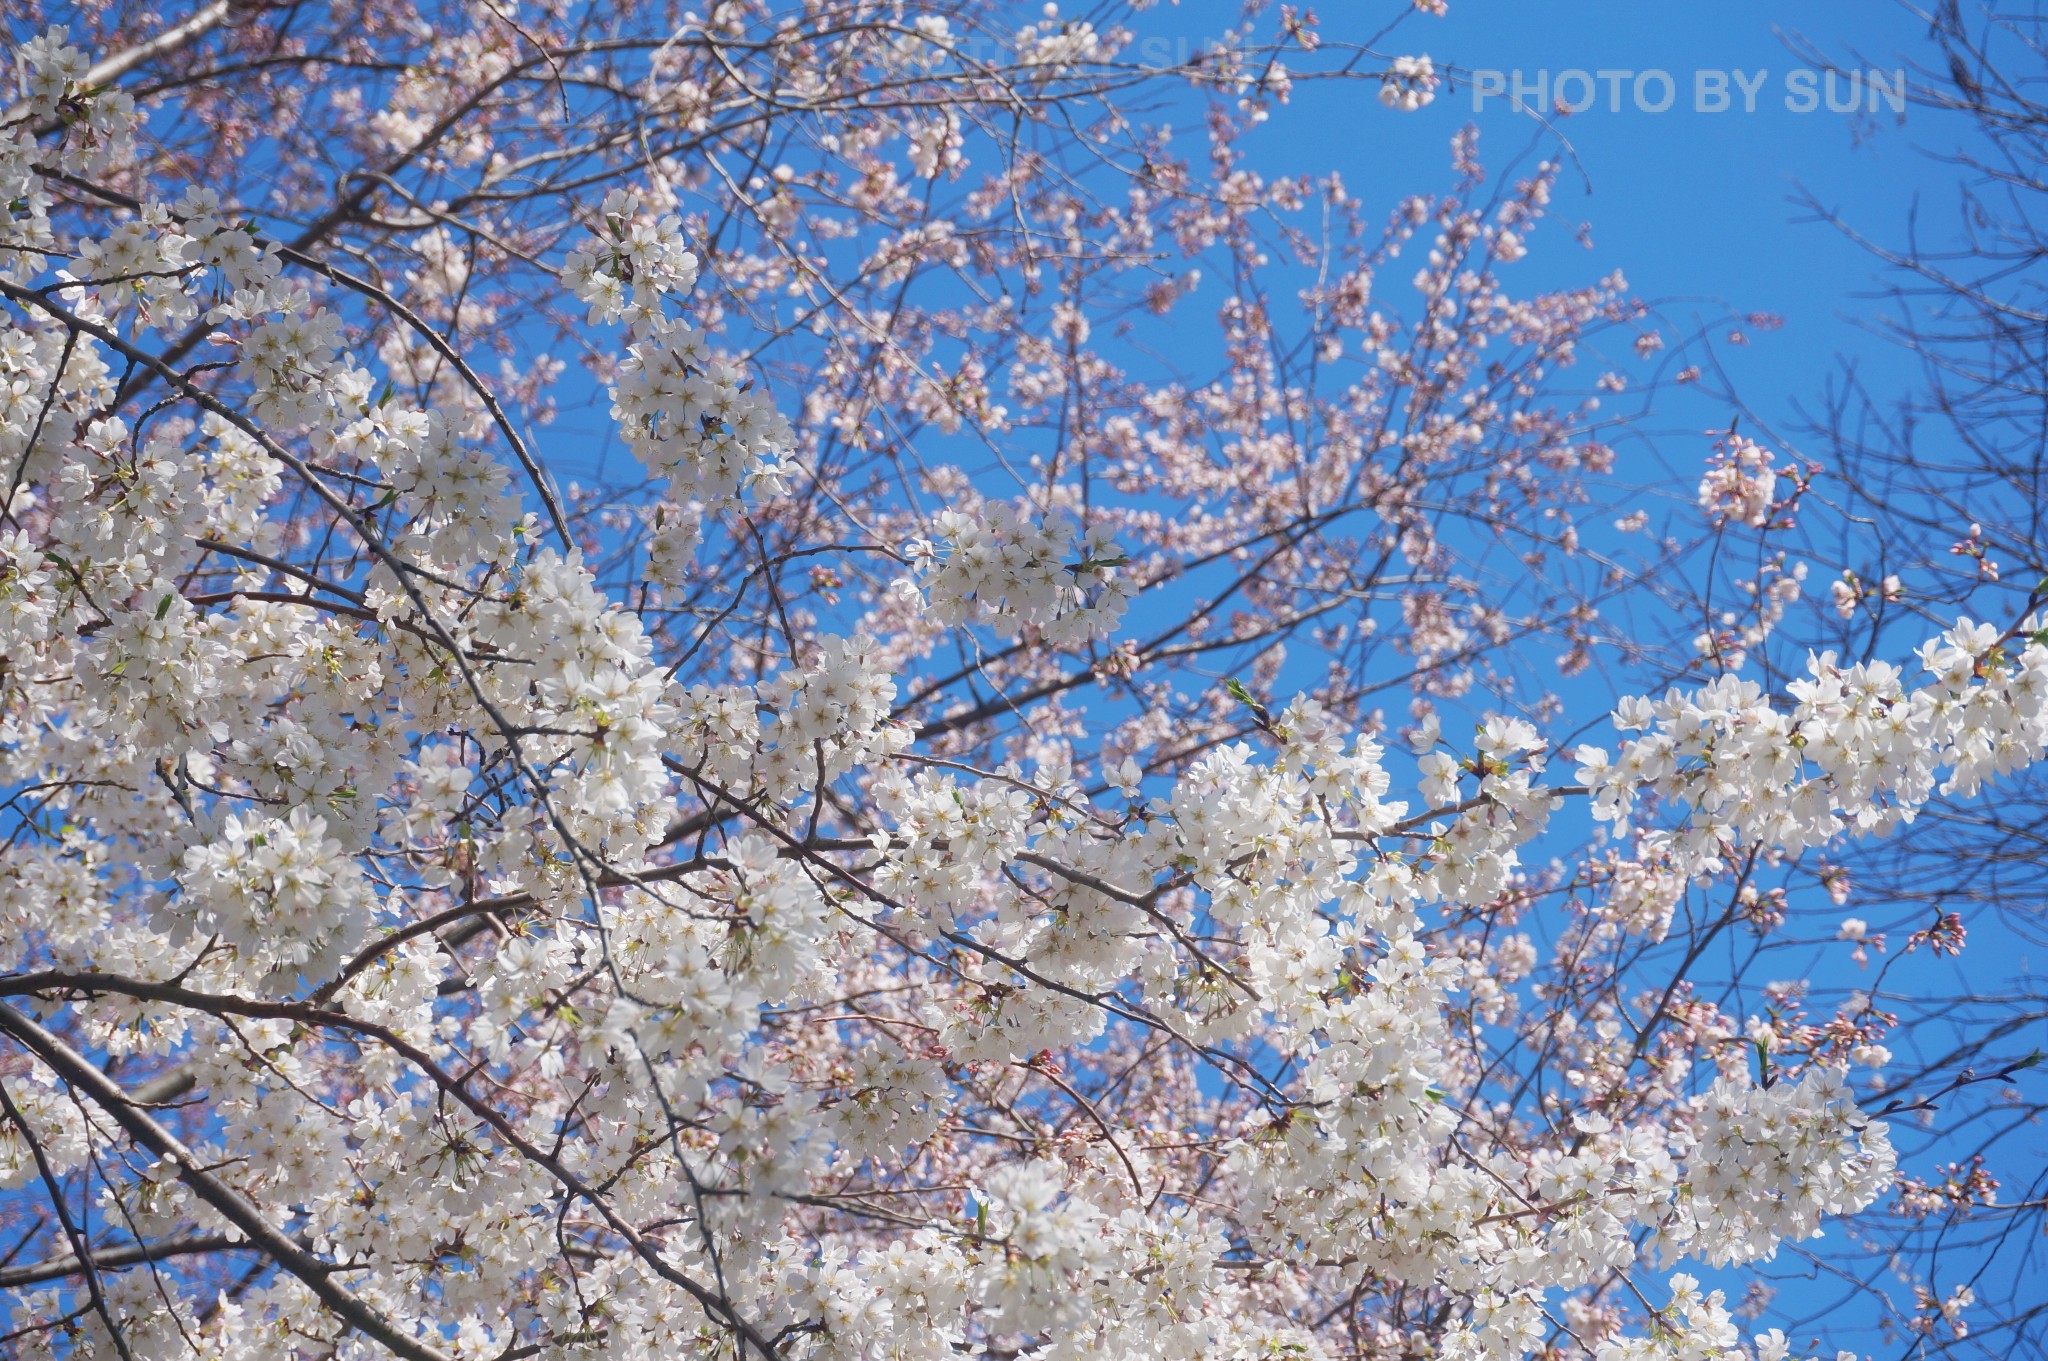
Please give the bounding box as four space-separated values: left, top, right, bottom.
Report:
1224 678 1272 726
155 593 174 620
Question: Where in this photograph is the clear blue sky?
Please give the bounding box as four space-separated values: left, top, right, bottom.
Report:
1197 0 1965 471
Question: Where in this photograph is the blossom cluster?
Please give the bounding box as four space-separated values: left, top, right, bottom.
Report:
1381 54 1440 109
902 501 1130 646
571 190 797 570
1576 618 2048 873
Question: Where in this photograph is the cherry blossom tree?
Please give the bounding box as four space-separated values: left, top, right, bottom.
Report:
1693 6 2048 1355
0 4 2042 1361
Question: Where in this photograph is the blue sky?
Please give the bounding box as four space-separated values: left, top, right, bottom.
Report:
1191 0 1967 480
1305 0 1946 376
